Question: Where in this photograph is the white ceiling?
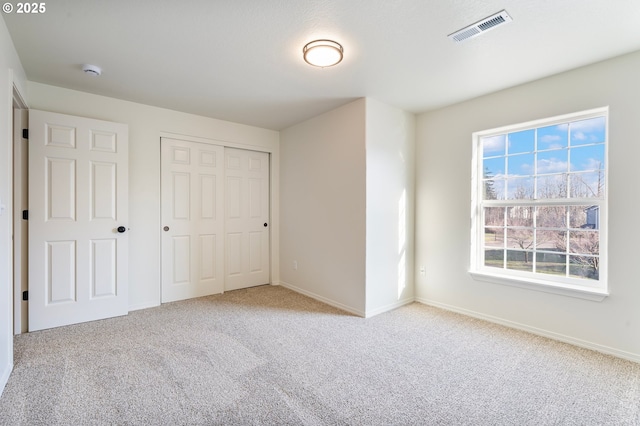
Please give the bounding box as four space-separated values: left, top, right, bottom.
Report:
4 0 640 130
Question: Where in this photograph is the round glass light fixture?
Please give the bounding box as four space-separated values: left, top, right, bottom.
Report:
303 40 343 67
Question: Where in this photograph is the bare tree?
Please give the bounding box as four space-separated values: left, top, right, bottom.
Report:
537 173 567 199
554 230 599 278
507 227 555 264
570 164 604 199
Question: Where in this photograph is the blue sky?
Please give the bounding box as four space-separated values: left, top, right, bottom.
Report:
482 116 606 199
481 117 606 198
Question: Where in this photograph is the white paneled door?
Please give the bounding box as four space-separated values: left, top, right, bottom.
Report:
225 148 270 291
161 138 225 302
29 110 129 331
161 141 270 301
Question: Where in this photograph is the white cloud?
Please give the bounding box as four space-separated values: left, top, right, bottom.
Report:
539 135 565 150
571 117 605 132
570 118 606 143
573 131 587 141
575 158 604 171
537 158 568 174
540 135 561 144
482 135 505 154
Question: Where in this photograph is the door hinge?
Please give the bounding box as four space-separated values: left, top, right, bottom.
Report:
22 210 28 220
22 129 28 139
22 291 28 301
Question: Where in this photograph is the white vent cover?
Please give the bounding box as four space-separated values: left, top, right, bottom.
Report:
448 10 512 43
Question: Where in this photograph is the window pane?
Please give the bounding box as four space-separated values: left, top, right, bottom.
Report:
570 117 606 146
569 257 599 280
507 228 534 250
475 111 606 286
484 207 505 226
570 144 605 172
570 172 605 198
584 206 599 229
536 252 566 276
508 129 535 154
507 153 534 176
537 149 568 174
506 250 533 272
537 230 564 251
569 205 594 229
507 206 533 227
569 230 599 255
506 177 534 200
483 157 505 177
483 179 505 200
482 134 506 157
536 174 567 199
538 123 568 150
484 228 504 248
484 249 504 268
536 206 566 228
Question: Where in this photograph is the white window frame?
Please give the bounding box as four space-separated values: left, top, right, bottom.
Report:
469 107 609 301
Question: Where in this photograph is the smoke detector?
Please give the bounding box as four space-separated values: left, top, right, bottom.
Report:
82 64 102 76
448 10 512 43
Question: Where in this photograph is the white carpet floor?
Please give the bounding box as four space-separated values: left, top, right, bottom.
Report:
0 285 638 425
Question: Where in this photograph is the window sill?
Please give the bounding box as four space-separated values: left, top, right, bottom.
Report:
469 271 608 302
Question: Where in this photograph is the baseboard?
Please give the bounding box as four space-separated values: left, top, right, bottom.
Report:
415 297 640 364
128 301 160 312
279 281 365 317
0 361 12 397
365 298 415 318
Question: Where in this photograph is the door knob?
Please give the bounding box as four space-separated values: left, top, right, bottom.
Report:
117 226 127 233
264 223 268 227
163 226 170 231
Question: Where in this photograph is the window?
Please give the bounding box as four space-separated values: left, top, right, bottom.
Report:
470 108 608 299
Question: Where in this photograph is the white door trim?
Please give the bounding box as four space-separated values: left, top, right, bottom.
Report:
12 83 28 336
2 80 27 397
12 106 27 334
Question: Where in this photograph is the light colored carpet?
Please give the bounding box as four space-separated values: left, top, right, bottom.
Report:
0 285 638 425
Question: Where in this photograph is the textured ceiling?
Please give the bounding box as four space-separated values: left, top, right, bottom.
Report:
4 0 640 130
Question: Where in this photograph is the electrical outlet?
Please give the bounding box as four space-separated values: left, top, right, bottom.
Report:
419 266 426 276
293 260 298 270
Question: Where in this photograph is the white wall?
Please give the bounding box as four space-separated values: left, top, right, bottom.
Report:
27 82 280 311
415 50 640 362
279 98 416 317
365 98 415 316
279 99 367 315
0 16 27 396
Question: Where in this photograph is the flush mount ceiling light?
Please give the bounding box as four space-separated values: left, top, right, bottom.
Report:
303 40 343 67
82 64 102 76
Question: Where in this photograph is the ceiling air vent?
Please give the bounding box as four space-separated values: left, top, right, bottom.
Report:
448 10 512 43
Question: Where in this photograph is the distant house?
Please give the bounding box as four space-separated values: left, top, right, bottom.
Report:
584 206 599 229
